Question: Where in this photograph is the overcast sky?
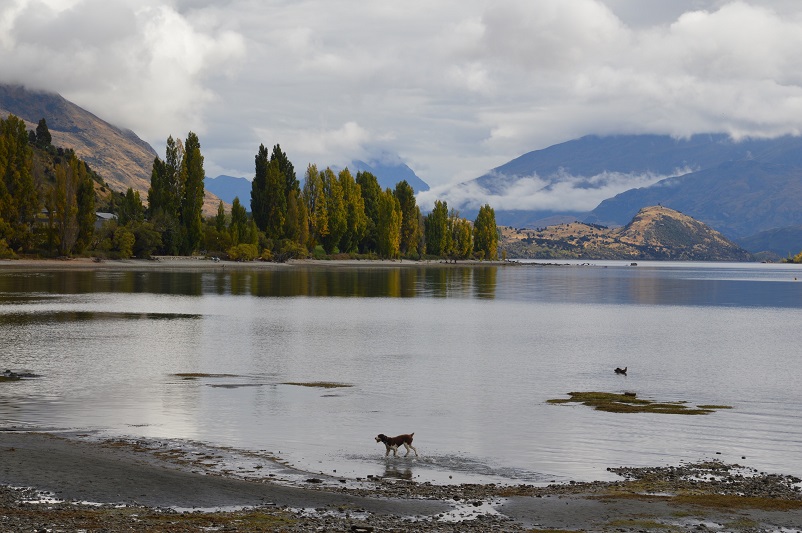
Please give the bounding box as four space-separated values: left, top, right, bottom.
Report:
4 0 802 211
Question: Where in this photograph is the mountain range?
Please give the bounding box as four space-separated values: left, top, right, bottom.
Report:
205 156 431 206
462 133 802 256
3 83 800 258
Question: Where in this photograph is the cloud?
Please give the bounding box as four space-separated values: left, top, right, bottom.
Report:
5 0 802 214
417 167 693 213
0 0 245 142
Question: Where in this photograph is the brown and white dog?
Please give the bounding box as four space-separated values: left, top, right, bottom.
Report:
375 433 418 457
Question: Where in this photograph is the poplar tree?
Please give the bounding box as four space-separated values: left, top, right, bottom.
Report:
338 168 367 253
356 170 381 253
320 167 346 254
394 180 420 256
473 204 498 260
302 164 328 250
0 115 38 252
181 132 205 254
74 158 95 254
424 200 449 256
377 188 401 258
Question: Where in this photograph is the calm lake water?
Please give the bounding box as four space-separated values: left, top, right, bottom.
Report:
1 260 802 485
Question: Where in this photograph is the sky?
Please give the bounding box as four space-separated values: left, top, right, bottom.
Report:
4 0 802 212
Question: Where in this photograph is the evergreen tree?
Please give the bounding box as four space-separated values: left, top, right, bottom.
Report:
473 204 498 260
35 118 52 149
180 132 204 254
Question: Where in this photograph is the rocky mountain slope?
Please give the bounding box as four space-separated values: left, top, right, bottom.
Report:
461 134 802 247
0 84 221 216
501 206 752 261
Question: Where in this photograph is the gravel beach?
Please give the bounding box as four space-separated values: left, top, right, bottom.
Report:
1 430 801 532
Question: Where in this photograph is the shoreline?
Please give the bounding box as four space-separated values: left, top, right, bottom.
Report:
0 256 516 271
1 431 801 532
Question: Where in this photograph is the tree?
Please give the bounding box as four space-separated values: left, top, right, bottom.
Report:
394 180 420 256
118 188 144 226
0 115 38 252
74 158 96 254
338 168 367 253
251 144 270 232
474 204 498 260
356 170 381 253
215 200 226 232
424 200 449 256
302 164 328 250
320 167 346 254
53 163 78 255
271 143 298 201
229 197 248 246
180 132 205 254
377 188 402 258
450 210 473 260
35 118 52 149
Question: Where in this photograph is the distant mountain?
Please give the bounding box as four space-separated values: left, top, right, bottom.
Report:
501 206 751 261
0 84 222 216
735 226 802 260
205 175 251 205
588 160 802 239
349 156 430 193
461 133 802 239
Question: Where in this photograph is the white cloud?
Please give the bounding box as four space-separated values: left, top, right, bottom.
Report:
417 168 694 213
4 0 802 214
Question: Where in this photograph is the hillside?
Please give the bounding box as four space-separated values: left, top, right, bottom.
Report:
0 84 221 216
454 134 802 242
501 206 752 261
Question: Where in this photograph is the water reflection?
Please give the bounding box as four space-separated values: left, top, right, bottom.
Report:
0 266 499 299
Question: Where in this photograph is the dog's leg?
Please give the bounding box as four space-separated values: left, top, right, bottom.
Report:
404 443 418 457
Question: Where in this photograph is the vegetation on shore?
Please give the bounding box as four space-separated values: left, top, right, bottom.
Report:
0 114 499 263
547 391 732 414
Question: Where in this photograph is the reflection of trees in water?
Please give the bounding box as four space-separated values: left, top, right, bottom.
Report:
0 266 498 300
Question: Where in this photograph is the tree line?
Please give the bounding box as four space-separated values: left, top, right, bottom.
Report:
0 115 498 262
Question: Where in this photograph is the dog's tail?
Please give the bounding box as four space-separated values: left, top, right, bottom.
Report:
410 432 414 437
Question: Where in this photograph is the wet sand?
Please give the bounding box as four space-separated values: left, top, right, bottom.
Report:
1 430 801 532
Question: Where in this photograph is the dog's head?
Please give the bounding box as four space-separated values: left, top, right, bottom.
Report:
375 434 387 443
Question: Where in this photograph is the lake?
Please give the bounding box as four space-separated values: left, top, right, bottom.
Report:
1 260 801 486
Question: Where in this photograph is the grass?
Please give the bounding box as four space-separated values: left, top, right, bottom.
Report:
282 381 353 389
547 392 731 415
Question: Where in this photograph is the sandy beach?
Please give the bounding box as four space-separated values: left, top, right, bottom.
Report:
1 430 801 531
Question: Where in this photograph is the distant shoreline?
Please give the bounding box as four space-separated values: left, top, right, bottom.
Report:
0 256 514 271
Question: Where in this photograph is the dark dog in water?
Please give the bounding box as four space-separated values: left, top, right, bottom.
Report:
615 367 627 375
375 433 418 457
